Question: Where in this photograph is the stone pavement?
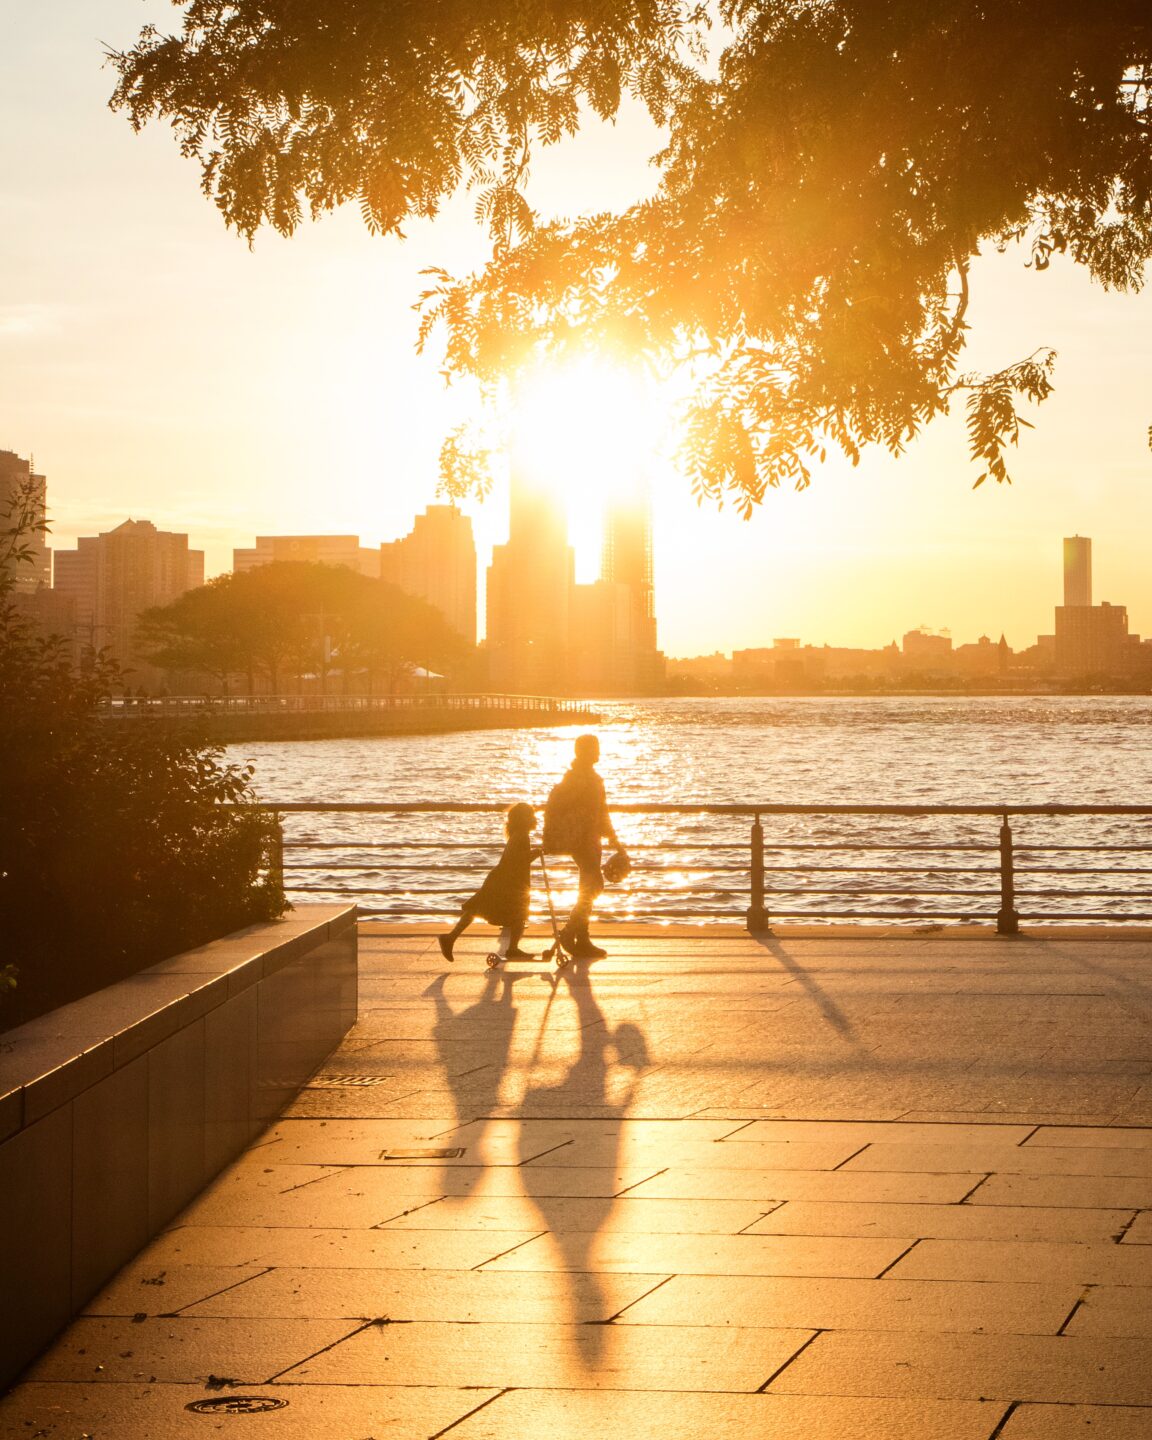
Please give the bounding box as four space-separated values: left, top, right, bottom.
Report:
4 928 1152 1439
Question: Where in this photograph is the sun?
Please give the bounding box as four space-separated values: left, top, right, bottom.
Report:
507 357 665 576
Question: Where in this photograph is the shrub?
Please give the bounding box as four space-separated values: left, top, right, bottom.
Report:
0 484 286 1029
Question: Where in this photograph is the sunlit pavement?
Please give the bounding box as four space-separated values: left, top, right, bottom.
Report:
4 929 1152 1439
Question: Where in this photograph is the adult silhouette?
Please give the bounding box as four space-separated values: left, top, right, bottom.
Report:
545 733 622 959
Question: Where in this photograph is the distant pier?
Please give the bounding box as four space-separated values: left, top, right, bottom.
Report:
97 692 600 742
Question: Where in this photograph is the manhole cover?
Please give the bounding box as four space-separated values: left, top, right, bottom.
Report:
380 1147 465 1160
307 1074 395 1088
186 1396 289 1415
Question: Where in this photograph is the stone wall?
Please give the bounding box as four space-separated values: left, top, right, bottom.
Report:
0 905 357 1391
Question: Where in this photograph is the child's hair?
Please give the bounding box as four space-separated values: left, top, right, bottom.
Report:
505 801 537 836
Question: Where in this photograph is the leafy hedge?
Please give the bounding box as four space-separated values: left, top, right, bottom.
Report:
0 489 285 1029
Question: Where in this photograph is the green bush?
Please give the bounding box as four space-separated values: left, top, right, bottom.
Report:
0 485 286 1029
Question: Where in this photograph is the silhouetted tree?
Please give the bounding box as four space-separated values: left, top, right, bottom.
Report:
111 4 1152 502
139 561 469 694
137 577 257 692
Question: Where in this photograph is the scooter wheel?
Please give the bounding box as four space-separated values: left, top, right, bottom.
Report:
485 953 501 969
555 952 570 969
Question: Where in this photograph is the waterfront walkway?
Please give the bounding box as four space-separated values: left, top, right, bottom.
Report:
4 928 1152 1438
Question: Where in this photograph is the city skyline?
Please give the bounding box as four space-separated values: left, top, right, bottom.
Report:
31 440 1145 667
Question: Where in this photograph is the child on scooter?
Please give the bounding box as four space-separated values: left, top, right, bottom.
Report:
439 802 539 962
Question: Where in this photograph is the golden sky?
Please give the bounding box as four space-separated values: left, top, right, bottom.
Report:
6 1 1152 655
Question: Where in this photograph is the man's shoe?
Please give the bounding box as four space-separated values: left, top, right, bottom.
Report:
504 947 535 960
438 934 455 963
557 925 578 953
572 940 607 959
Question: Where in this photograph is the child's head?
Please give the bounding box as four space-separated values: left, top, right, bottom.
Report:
505 801 537 837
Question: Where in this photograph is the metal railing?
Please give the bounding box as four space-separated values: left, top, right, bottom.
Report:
262 802 1152 931
99 693 596 719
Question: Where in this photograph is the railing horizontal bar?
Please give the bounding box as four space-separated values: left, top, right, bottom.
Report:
1019 913 1152 921
1017 844 1152 853
276 835 996 852
1017 889 1152 897
1015 867 1152 875
263 801 1152 816
758 865 1001 875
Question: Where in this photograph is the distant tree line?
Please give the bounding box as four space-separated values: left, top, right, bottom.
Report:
137 561 470 694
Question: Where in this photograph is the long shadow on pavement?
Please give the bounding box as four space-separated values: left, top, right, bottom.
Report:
423 968 517 1197
517 961 649 1369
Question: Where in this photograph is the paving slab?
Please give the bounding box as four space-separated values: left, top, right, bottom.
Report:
1023 1126 1152 1148
378 1194 774 1234
180 1267 668 1323
1062 1285 1152 1338
23 1316 362 1385
1120 1210 1152 1244
767 1331 1152 1405
0 1383 499 1440
843 1141 1152 1177
7 930 1152 1432
614 1273 1079 1334
997 1402 1152 1438
747 1200 1135 1243
479 1229 908 1277
279 1318 814 1390
82 1264 273 1317
622 1165 983 1203
443 1390 1007 1440
890 1238 1152 1286
967 1174 1152 1208
139 1223 546 1270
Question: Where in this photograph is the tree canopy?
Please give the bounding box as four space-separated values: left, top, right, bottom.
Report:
137 561 469 693
111 2 1152 506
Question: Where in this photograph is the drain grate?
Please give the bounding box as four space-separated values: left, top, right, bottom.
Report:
307 1074 396 1088
186 1397 288 1415
380 1146 465 1160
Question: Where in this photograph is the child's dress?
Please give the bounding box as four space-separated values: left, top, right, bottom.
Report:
461 831 533 929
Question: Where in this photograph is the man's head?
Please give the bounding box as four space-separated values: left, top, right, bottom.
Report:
574 733 600 766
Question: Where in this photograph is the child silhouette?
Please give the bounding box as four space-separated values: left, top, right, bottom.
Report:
439 802 539 962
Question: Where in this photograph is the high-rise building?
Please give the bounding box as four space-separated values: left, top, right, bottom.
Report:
0 449 50 593
487 468 665 695
1052 536 1145 676
233 535 380 578
54 520 204 680
598 479 662 688
379 504 476 642
486 470 574 693
1063 535 1092 607
1055 600 1133 676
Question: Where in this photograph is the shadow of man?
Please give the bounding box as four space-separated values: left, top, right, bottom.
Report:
516 962 649 1369
424 969 518 1198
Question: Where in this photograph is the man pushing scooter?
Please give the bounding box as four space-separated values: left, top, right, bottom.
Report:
544 734 629 960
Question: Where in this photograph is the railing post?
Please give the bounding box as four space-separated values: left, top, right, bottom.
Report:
269 811 285 897
997 812 1019 936
747 811 770 933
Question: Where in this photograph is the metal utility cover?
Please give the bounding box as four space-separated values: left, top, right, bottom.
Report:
186 1396 289 1414
379 1146 465 1159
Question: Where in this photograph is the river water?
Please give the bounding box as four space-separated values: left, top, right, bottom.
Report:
226 697 1152 925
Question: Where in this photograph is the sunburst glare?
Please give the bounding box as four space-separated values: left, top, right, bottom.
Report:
508 357 667 578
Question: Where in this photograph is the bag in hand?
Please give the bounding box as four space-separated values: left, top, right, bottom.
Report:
603 850 631 885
